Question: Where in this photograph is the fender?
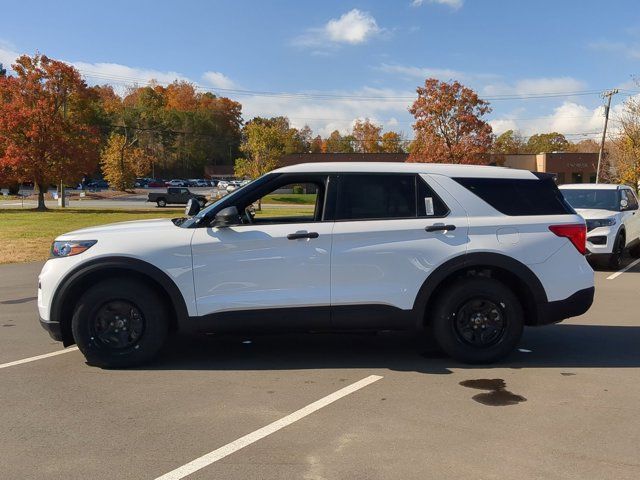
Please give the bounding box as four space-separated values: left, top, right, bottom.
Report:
51 256 190 344
412 252 548 326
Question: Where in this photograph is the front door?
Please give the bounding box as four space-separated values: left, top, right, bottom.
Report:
191 175 332 328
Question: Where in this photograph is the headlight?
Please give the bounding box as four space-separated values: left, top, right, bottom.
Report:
586 218 616 230
50 240 97 258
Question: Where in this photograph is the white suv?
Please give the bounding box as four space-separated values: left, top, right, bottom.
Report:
38 163 594 367
559 184 640 268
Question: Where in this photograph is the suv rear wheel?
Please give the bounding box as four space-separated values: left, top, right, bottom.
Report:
430 277 524 364
71 279 169 368
157 198 167 207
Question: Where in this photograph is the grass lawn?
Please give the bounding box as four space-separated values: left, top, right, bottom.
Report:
0 204 315 264
0 208 180 264
262 193 317 205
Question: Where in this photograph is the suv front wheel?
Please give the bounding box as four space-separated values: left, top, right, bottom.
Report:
71 279 169 368
430 277 524 364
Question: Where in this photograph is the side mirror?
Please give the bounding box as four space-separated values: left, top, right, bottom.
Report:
185 198 201 216
213 206 240 227
620 198 629 210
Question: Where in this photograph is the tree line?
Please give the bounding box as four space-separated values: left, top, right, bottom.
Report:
1 53 639 210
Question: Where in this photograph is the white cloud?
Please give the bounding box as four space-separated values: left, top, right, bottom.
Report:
0 42 21 70
378 63 464 81
239 86 414 137
412 0 463 9
589 40 640 60
293 9 382 48
490 101 608 138
202 71 236 89
484 77 588 96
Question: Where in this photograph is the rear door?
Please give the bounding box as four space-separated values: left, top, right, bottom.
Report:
329 173 469 328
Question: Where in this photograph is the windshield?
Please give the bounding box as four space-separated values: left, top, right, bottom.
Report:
561 189 619 211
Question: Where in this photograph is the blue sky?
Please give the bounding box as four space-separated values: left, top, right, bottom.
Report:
1 0 639 140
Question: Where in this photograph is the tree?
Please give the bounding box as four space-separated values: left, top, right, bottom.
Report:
310 135 323 153
0 63 6 77
100 132 152 191
235 117 291 179
0 54 100 210
380 131 405 153
568 138 599 153
352 118 382 153
493 129 525 155
408 78 493 164
611 95 640 191
525 132 569 153
324 130 354 153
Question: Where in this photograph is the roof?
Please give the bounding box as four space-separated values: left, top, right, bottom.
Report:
273 162 539 179
559 183 626 190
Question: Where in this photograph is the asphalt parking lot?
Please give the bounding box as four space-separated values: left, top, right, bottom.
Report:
1 261 639 479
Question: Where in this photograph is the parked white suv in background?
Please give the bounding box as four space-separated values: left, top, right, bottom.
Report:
38 163 594 368
560 184 640 269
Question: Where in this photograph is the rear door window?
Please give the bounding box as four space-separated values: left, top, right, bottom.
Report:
335 174 449 220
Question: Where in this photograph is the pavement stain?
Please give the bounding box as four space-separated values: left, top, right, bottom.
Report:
0 296 36 305
459 378 527 406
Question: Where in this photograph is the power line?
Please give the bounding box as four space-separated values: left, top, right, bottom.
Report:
78 68 609 103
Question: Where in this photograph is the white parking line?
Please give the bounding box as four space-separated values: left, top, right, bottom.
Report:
607 258 640 280
154 374 384 480
0 347 79 370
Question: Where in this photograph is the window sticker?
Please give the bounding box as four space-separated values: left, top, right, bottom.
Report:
424 197 434 216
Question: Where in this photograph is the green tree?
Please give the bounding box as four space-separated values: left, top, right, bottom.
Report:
493 130 525 154
525 132 570 153
100 132 152 191
324 130 354 153
235 117 293 179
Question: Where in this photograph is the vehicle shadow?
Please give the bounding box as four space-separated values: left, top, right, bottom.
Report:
141 323 640 374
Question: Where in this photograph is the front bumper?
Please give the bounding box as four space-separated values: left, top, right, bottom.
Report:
535 286 595 325
39 315 63 342
586 225 617 255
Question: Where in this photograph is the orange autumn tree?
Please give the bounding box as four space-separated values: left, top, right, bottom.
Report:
408 78 493 164
0 54 100 209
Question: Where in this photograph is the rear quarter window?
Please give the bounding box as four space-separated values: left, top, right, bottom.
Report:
453 177 574 216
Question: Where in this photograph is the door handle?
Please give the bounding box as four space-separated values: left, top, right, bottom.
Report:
425 224 456 232
287 232 319 240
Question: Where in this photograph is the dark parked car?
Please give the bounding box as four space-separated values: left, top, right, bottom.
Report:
147 187 208 208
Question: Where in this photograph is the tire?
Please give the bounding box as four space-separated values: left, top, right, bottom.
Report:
198 200 206 208
430 277 524 364
628 241 640 259
608 233 625 270
71 279 169 368
157 198 167 208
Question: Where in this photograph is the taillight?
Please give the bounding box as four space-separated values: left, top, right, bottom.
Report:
549 224 587 255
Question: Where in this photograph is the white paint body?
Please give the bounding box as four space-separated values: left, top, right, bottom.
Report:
39 162 594 325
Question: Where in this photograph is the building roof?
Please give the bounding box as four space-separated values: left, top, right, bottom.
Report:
559 183 626 190
274 162 539 179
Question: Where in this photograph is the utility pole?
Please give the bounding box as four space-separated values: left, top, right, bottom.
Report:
596 89 619 183
59 94 68 208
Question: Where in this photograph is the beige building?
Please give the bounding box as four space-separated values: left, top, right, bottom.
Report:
501 152 598 184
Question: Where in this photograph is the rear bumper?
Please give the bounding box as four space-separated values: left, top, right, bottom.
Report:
39 315 63 342
535 286 595 325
